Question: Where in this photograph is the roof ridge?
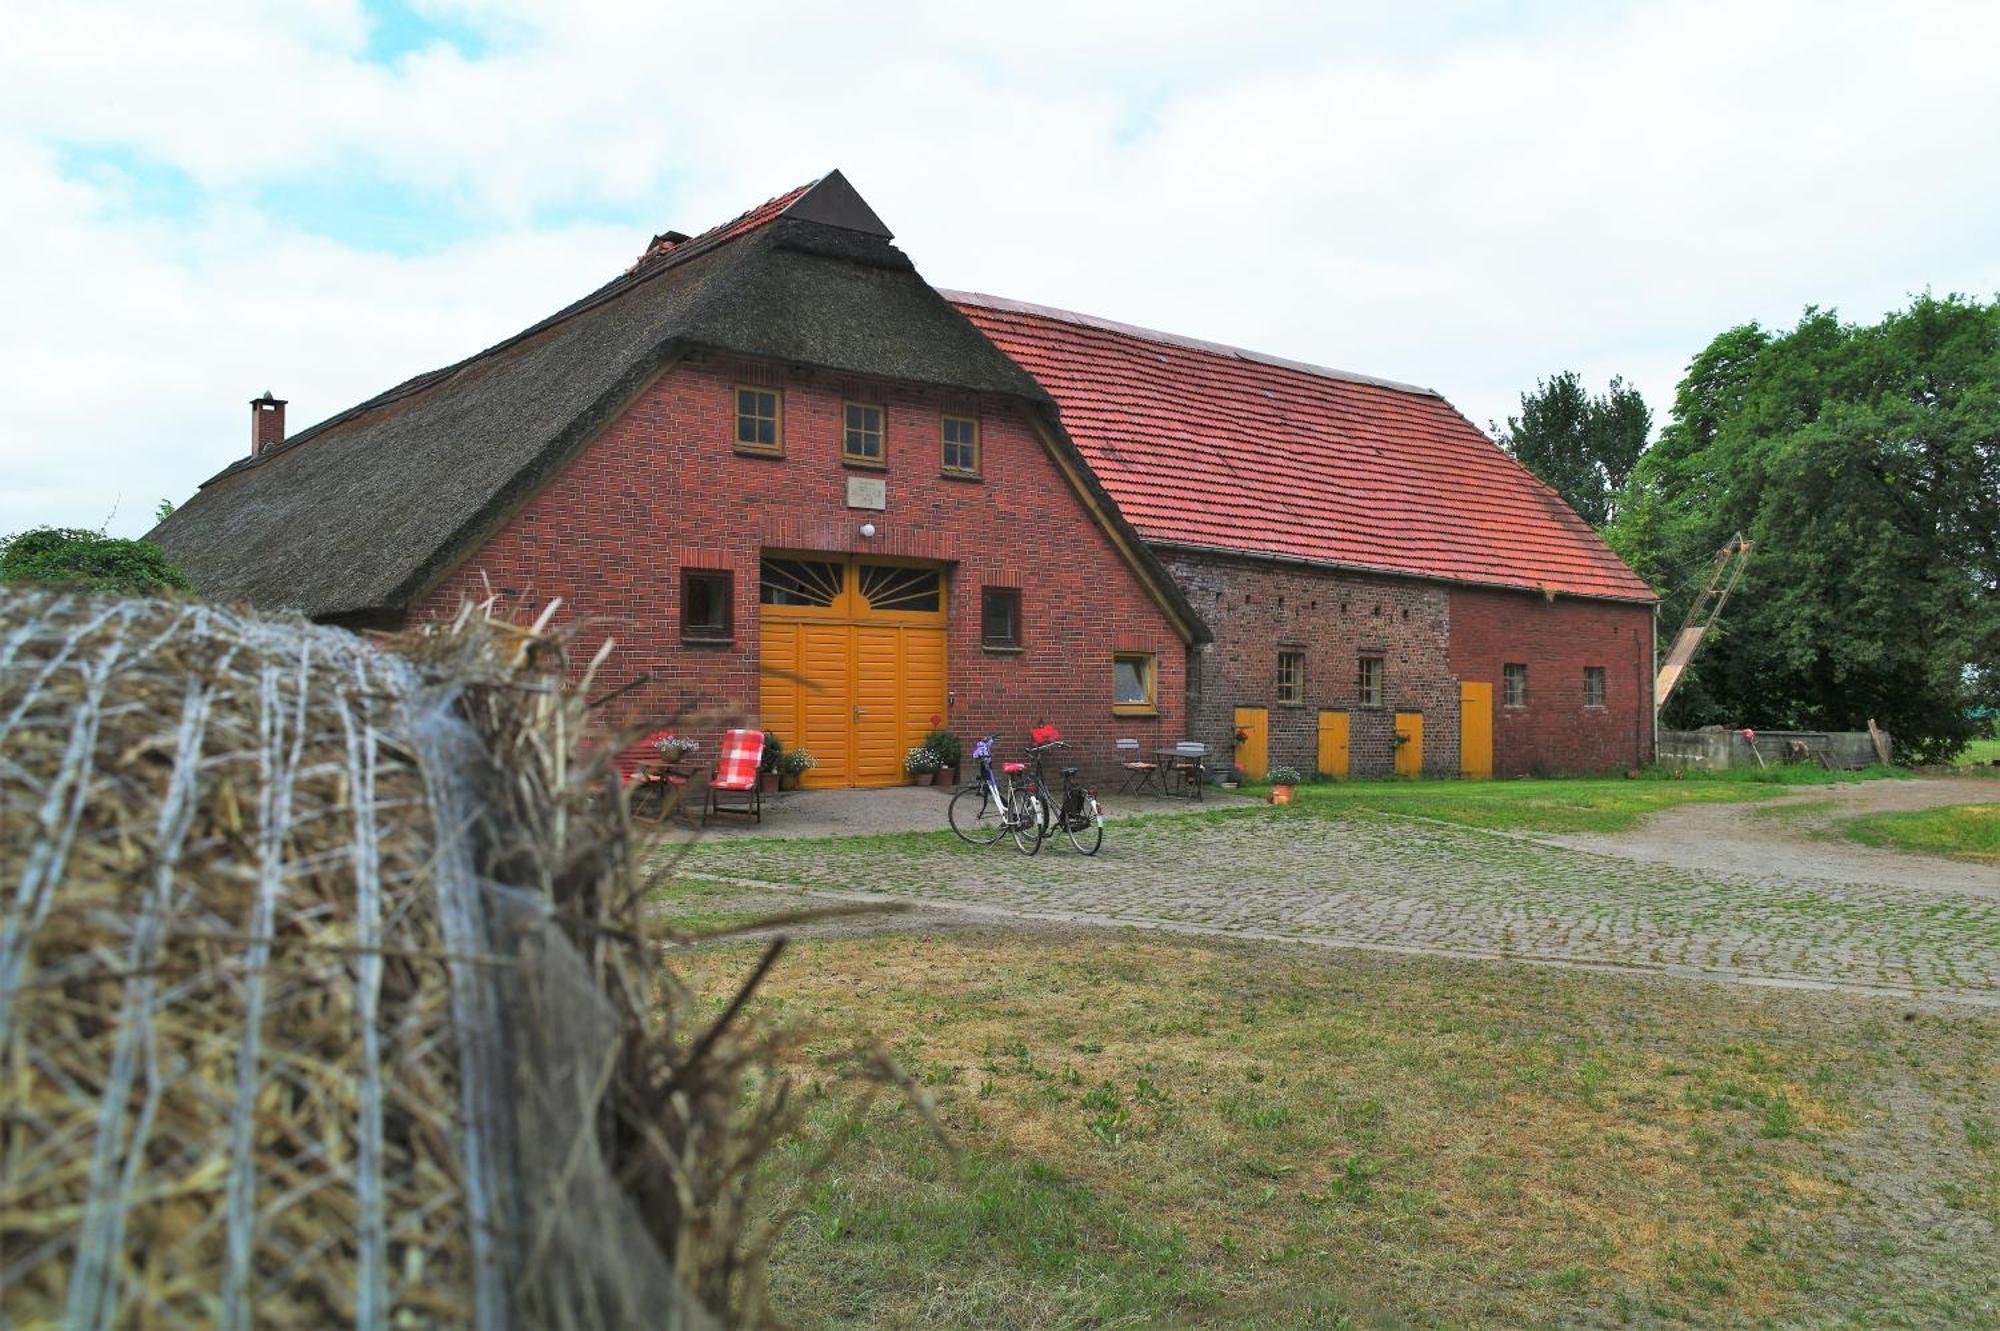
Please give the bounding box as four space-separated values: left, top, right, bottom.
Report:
943 289 1442 400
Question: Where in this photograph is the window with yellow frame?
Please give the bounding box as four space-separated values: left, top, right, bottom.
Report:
734 386 781 454
942 414 979 476
843 402 885 464
1112 652 1157 713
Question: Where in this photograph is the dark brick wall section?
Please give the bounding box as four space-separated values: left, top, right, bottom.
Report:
1449 586 1655 776
1163 552 1459 779
409 356 1188 783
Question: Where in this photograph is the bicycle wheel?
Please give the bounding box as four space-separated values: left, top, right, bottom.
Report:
1009 787 1045 855
1064 792 1104 856
948 783 1006 845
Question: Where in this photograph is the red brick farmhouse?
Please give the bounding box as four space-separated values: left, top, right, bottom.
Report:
153 172 1656 785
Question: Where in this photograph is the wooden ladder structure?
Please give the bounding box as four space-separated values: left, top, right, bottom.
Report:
1655 534 1752 714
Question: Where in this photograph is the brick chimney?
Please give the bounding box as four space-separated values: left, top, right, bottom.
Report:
250 391 287 457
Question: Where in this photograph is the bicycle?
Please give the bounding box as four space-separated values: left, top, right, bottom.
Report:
1017 739 1105 855
947 735 1044 853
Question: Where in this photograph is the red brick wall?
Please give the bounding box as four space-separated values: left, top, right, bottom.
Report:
1161 552 1459 778
409 355 1187 783
1448 586 1655 776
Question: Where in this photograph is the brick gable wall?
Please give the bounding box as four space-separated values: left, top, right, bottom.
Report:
1162 552 1460 779
1448 586 1655 776
408 356 1187 783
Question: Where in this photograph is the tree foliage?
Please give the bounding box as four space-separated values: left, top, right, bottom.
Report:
1494 372 1652 527
1609 295 2000 762
0 527 193 596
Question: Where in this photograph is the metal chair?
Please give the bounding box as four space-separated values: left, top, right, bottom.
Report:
1168 741 1209 800
1115 738 1161 796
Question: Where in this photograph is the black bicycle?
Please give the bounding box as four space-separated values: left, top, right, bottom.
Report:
1016 739 1105 855
948 735 1044 853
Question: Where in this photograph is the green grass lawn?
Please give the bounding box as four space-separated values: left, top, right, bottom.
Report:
1237 766 1902 836
1840 803 2000 863
675 929 2000 1329
1962 736 2000 767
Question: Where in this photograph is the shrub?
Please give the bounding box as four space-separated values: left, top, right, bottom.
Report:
1269 765 1303 786
904 747 942 775
921 727 961 769
0 527 192 595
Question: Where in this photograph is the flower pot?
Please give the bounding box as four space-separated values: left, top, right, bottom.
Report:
780 773 799 792
758 771 779 795
909 772 931 786
935 766 957 787
1271 784 1294 806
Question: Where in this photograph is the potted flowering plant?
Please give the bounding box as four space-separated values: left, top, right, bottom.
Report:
779 749 815 790
1269 765 1303 805
1222 761 1243 791
921 726 962 785
758 733 782 795
904 746 942 784
652 733 700 763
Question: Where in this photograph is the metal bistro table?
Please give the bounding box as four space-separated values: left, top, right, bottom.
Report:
1153 747 1207 801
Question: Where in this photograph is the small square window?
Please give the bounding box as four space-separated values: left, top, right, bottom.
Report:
1503 663 1529 708
1277 650 1305 705
1356 655 1383 707
843 402 884 463
982 586 1021 648
942 415 980 475
1583 665 1606 708
681 569 733 641
1113 652 1157 713
734 387 780 453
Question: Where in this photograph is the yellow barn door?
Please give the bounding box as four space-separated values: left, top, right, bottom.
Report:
1316 710 1350 779
758 555 947 788
1459 681 1492 780
1394 711 1424 779
1233 706 1269 782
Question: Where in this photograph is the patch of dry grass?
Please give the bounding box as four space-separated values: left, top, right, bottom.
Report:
672 928 2000 1328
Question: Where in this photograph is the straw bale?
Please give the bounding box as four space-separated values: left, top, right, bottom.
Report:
0 588 732 1329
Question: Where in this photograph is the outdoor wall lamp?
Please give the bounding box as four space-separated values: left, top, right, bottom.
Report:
860 522 877 538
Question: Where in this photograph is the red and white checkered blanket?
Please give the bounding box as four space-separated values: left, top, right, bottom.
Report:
710 728 764 790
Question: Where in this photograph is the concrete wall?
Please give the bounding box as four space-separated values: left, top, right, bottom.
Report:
1659 728 1889 770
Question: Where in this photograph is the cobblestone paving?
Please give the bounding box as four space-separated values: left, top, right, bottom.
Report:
685 811 2000 1004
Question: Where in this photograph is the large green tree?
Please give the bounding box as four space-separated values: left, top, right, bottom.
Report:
0 527 192 595
1609 295 2000 762
1494 372 1652 527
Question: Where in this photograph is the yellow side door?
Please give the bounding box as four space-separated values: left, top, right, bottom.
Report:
798 623 854 787
901 626 949 766
1394 711 1424 779
1459 681 1492 779
850 625 903 787
1233 706 1269 782
1316 710 1350 779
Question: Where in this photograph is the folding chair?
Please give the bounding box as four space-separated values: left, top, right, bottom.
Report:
703 728 766 825
1169 741 1209 801
1115 738 1161 796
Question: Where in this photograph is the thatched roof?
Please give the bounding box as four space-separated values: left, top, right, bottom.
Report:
149 173 1202 640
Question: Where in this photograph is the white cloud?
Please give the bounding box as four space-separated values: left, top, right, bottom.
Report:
2 0 1996 537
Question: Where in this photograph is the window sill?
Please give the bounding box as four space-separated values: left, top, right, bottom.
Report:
982 643 1024 655
733 445 784 459
1112 707 1161 718
941 469 983 483
841 456 887 471
681 636 736 648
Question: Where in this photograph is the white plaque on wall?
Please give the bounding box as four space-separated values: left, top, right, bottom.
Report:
846 476 887 510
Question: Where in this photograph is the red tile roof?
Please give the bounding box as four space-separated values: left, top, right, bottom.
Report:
951 292 1656 603
628 179 817 273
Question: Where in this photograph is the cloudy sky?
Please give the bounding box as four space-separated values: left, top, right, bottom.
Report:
4 0 1997 538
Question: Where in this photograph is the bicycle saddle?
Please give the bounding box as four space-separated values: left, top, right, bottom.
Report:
1002 761 1026 773
1060 766 1080 778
